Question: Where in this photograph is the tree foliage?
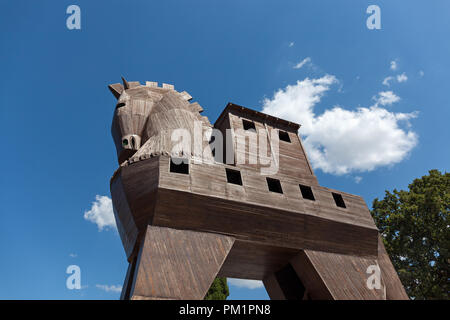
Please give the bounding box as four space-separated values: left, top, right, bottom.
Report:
371 170 449 299
204 277 229 300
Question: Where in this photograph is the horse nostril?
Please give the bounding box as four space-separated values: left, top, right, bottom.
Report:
131 137 135 149
122 139 128 147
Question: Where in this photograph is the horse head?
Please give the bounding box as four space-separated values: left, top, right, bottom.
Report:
109 77 210 165
109 77 163 164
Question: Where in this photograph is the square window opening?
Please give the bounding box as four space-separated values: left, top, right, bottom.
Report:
226 168 243 185
279 130 291 143
332 192 346 208
267 177 283 194
169 157 189 174
209 136 216 158
242 119 256 131
299 184 315 201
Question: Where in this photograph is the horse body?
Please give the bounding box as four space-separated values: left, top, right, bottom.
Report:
107 78 408 300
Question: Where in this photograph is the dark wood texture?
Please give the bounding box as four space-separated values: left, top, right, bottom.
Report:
108 79 407 300
263 273 288 300
218 241 299 280
377 235 409 299
128 225 235 300
120 256 137 300
110 174 138 259
263 238 409 300
219 104 319 186
110 157 159 260
154 185 378 257
290 250 386 300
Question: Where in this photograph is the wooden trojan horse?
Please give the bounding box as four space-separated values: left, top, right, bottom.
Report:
108 77 408 300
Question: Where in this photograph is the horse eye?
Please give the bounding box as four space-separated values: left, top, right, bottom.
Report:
116 102 126 108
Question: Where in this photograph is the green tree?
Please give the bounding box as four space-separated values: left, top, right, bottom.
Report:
371 170 449 299
204 277 229 300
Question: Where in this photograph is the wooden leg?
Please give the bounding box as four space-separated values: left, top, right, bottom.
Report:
120 256 138 300
285 237 408 300
376 235 409 299
265 237 408 300
263 273 286 300
290 250 389 300
123 225 235 300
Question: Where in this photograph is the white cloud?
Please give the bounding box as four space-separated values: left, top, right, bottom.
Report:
396 73 408 83
228 279 264 289
69 253 77 258
382 76 394 86
84 195 116 231
390 60 398 71
373 91 400 106
288 42 294 47
262 76 418 175
354 176 363 184
293 57 311 69
96 284 122 293
383 73 407 86
419 70 424 77
263 75 338 132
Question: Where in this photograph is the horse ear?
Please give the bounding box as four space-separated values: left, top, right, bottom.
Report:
108 83 124 99
121 76 130 90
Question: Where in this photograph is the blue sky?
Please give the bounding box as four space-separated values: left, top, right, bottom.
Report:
0 0 449 299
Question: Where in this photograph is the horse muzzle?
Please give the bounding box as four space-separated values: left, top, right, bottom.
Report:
118 134 141 163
